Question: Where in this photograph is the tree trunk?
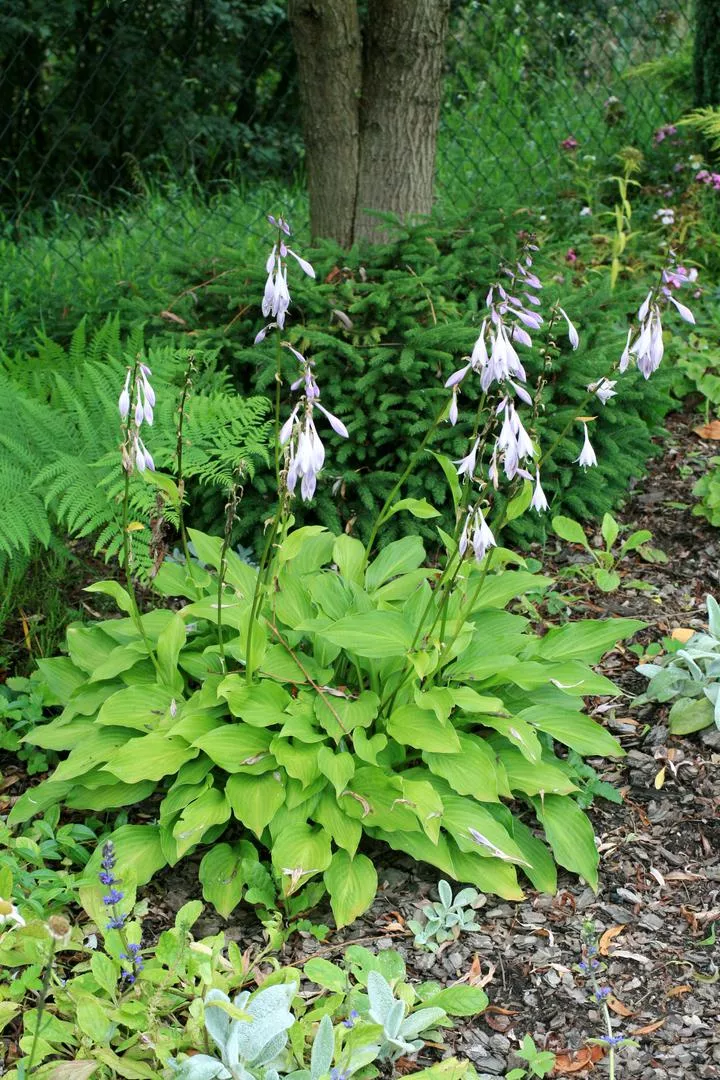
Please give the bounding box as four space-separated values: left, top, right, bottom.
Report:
694 0 720 107
288 0 362 247
353 0 451 243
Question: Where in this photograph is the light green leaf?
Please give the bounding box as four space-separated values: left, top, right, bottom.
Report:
429 451 462 514
423 733 501 802
365 536 426 592
271 737 322 787
552 515 590 548
66 626 116 674
592 568 622 592
450 686 506 714
519 705 624 757
35 657 86 704
81 824 165 891
422 985 488 1016
75 995 113 1043
226 772 286 835
90 953 118 996
272 823 332 893
218 676 291 726
312 792 362 856
96 684 175 731
441 795 529 865
324 850 378 927
601 513 620 550
533 794 598 889
388 704 460 753
156 613 187 691
320 611 414 658
668 696 714 734
173 788 230 857
193 725 274 773
303 958 348 993
505 480 532 523
103 733 197 784
386 498 441 520
84 580 134 614
333 534 365 585
317 747 355 795
496 749 578 796
534 619 644 663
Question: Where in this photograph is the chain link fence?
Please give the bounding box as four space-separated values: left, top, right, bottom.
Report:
0 0 691 267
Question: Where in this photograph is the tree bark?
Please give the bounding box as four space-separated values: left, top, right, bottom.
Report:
353 0 451 243
288 0 362 247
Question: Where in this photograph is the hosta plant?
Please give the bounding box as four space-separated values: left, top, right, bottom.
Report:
408 879 482 952
636 595 720 734
12 526 640 922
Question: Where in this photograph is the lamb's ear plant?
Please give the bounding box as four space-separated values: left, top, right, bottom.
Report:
13 213 698 922
408 879 482 952
636 595 720 734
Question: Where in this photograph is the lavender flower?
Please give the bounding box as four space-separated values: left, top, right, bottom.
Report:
530 470 549 513
599 1034 625 1047
587 378 617 405
458 506 496 562
258 216 315 339
342 1009 359 1029
120 364 156 475
575 423 597 469
558 307 580 350
280 344 348 502
118 371 131 420
100 841 127 932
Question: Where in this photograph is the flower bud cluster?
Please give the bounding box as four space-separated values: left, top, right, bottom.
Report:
99 840 143 984
619 258 696 380
255 214 316 343
279 344 349 502
119 363 155 474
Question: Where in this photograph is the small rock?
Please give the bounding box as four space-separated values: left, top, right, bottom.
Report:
488 1034 511 1054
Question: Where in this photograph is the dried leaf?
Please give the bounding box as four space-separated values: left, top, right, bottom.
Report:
666 985 693 998
630 1018 666 1035
554 1046 605 1073
693 420 720 440
159 310 186 325
599 925 626 955
486 1014 513 1033
654 766 666 789
671 627 695 643
485 1005 519 1016
607 995 637 1017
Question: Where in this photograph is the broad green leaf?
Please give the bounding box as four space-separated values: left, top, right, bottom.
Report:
495 749 578 796
551 515 590 548
97 684 175 731
414 686 454 724
441 795 529 865
84 580 134 614
218 676 291 726
340 767 419 832
193 725 274 773
450 686 506 715
534 619 644 663
448 843 524 899
51 728 137 783
75 995 113 1043
423 733 501 802
275 572 315 628
365 536 426 592
387 704 460 753
316 747 355 795
173 788 230 857
320 611 414 658
314 689 380 739
81 824 165 890
271 823 332 893
532 794 598 889
470 571 554 609
156 613 187 691
88 642 148 683
401 777 444 842
592 568 621 592
481 714 542 763
620 529 653 554
226 772 286 835
352 728 387 764
333 534 365 585
66 779 156 811
601 513 620 550
518 705 624 757
505 480 532 522
90 952 118 996
506 815 557 893
668 696 714 734
278 527 335 573
271 737 322 788
386 497 441 520
35 657 85 704
7 780 73 825
422 985 488 1016
429 451 462 514
312 792 362 856
303 958 348 993
66 626 116 674
103 733 197 784
324 850 378 927
187 528 223 570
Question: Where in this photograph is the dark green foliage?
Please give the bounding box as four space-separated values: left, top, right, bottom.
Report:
152 215 677 547
0 317 271 575
0 0 298 213
694 0 720 107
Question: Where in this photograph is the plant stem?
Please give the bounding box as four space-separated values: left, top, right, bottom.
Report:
121 464 162 680
175 357 198 583
25 935 56 1075
217 479 242 670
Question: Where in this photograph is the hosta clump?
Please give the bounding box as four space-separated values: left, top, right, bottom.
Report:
408 880 482 952
636 596 720 734
13 527 641 921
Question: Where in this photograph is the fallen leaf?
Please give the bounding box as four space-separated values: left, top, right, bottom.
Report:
599 925 626 955
630 1018 666 1036
666 985 692 998
159 309 186 325
553 1046 605 1074
486 1013 513 1033
693 420 720 439
671 627 695 643
607 995 637 1017
485 1005 519 1016
654 766 666 789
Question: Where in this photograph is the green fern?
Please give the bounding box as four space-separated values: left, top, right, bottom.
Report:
0 319 271 577
677 107 720 151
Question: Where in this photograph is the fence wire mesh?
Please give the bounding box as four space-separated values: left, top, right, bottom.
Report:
0 0 691 268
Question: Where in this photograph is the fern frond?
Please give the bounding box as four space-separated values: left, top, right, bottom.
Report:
677 107 720 151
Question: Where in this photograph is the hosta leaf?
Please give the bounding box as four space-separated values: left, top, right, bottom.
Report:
312 792 362 856
316 747 355 795
35 657 86 703
534 619 645 663
226 772 286 836
387 704 460 753
96 684 175 731
218 677 291 726
518 705 624 757
193 726 274 773
423 733 501 802
271 823 332 894
102 733 197 784
440 795 529 865
319 611 414 658
199 842 253 918
173 787 230 857
532 794 598 889
365 535 425 592
324 850 378 927
495 749 578 796
332 534 365 585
